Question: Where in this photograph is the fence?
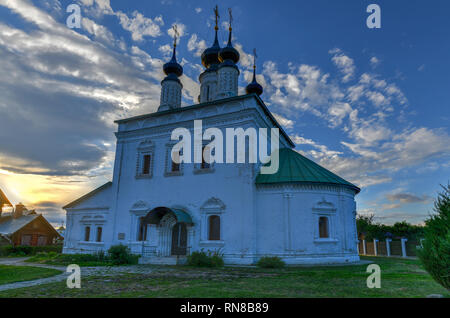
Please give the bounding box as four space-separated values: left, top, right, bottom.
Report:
358 238 421 258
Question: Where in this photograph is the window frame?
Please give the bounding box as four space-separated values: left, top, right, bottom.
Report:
136 140 154 179
194 142 215 174
199 198 225 247
312 199 338 243
165 143 184 177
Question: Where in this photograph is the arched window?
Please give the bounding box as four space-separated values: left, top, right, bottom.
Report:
84 226 91 241
208 215 220 241
319 217 329 238
96 227 103 242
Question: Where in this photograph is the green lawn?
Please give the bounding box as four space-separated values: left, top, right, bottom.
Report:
0 265 62 286
0 256 448 298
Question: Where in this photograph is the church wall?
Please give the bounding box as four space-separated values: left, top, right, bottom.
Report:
109 120 261 262
255 185 359 264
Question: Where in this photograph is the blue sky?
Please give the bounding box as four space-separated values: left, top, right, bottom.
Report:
0 0 448 225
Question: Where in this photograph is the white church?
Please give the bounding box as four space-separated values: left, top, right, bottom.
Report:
63 10 361 265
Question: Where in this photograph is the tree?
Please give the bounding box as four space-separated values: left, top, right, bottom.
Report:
417 184 450 290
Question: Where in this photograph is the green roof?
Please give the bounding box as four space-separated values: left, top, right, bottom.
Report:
255 148 360 193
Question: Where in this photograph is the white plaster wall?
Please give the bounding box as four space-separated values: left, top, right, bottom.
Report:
255 185 360 264
159 80 182 111
217 67 239 98
199 71 218 103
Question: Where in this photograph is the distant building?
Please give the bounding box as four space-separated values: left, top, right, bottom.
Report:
0 190 62 246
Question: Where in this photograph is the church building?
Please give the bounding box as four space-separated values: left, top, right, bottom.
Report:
63 9 361 265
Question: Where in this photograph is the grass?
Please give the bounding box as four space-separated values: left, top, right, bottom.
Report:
25 252 115 267
1 256 448 298
0 265 62 286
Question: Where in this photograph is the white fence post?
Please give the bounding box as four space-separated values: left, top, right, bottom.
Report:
373 239 378 256
386 239 392 256
401 238 408 257
362 239 367 255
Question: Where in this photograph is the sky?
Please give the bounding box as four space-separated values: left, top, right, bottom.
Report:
0 0 449 226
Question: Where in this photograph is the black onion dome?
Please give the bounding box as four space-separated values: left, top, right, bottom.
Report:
163 47 183 77
201 29 221 68
218 29 240 64
246 68 263 96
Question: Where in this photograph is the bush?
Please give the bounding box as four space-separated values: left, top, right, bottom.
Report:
417 184 450 291
0 245 62 257
187 250 224 268
256 256 285 269
107 244 139 265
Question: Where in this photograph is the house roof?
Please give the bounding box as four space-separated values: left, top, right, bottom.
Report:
0 214 39 235
0 214 62 238
63 182 112 209
114 94 295 148
255 148 361 193
0 189 12 207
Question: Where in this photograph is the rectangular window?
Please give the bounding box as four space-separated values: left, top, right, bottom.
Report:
37 235 47 246
208 215 221 241
319 217 329 238
21 234 32 246
96 227 103 242
171 149 182 172
171 160 180 172
138 217 148 241
142 154 151 175
84 226 91 241
201 145 211 170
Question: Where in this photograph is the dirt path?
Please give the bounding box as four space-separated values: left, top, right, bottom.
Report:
0 258 159 292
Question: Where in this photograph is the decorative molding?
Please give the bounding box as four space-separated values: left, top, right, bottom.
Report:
80 215 106 224
130 200 150 212
256 183 356 196
313 197 337 212
136 139 154 179
200 197 226 212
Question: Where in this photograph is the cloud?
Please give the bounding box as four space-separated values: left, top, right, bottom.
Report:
116 11 164 41
187 34 207 57
329 48 355 83
370 56 380 67
195 8 202 14
386 193 431 204
272 113 294 130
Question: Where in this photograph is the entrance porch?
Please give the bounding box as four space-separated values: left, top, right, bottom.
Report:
136 207 194 265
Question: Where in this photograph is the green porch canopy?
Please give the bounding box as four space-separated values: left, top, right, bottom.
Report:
143 207 193 225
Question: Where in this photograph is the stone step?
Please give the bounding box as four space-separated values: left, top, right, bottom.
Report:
139 256 187 265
